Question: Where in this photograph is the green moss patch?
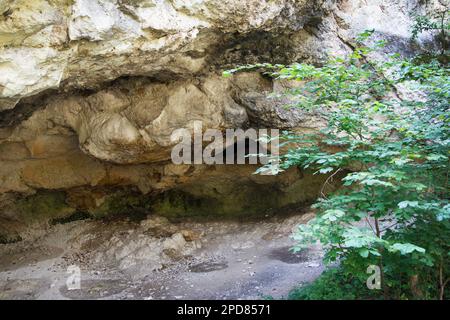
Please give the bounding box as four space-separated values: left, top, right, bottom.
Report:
15 190 75 223
88 190 151 221
50 211 92 225
0 233 22 245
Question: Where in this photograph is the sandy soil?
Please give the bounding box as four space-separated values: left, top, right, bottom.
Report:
0 213 324 300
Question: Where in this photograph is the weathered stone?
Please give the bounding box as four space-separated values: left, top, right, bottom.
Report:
0 0 443 232
181 229 202 242
0 0 335 110
21 152 106 189
141 215 178 237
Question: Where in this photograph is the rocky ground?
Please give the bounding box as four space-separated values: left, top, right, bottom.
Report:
0 212 324 300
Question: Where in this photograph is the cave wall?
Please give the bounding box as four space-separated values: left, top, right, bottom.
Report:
0 0 444 238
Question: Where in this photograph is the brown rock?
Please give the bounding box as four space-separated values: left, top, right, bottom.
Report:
181 229 202 242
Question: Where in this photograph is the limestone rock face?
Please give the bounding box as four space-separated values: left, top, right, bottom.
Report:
0 77 323 197
0 0 333 111
2 0 438 111
1 72 319 166
0 0 443 233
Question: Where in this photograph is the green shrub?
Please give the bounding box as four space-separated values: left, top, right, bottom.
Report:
288 268 377 300
226 30 450 299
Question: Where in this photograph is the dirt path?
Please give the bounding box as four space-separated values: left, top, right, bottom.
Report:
0 213 324 300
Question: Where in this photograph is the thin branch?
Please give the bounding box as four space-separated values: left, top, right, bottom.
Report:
320 168 343 198
365 216 376 235
380 221 400 233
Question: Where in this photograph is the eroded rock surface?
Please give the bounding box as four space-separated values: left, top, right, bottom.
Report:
1 0 441 110
0 0 334 111
0 0 444 237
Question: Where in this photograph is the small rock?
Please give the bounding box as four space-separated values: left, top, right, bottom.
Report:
307 262 320 268
180 229 201 242
262 233 272 241
141 215 178 237
162 232 186 258
240 241 255 249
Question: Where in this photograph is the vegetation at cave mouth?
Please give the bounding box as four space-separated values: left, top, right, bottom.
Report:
226 12 450 300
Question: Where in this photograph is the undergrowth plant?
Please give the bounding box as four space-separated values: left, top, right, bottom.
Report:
411 5 449 55
224 30 450 299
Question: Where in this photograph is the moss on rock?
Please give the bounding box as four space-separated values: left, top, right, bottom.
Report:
87 190 151 221
15 190 75 223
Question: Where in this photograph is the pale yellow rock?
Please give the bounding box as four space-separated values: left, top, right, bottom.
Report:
0 0 440 111
21 151 106 189
0 0 334 110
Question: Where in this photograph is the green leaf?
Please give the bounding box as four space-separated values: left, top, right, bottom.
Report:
322 209 345 222
389 243 426 255
319 167 334 174
398 201 419 209
222 70 233 78
426 154 447 161
358 248 370 258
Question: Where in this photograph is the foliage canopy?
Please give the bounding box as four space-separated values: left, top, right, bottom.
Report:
225 29 449 299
